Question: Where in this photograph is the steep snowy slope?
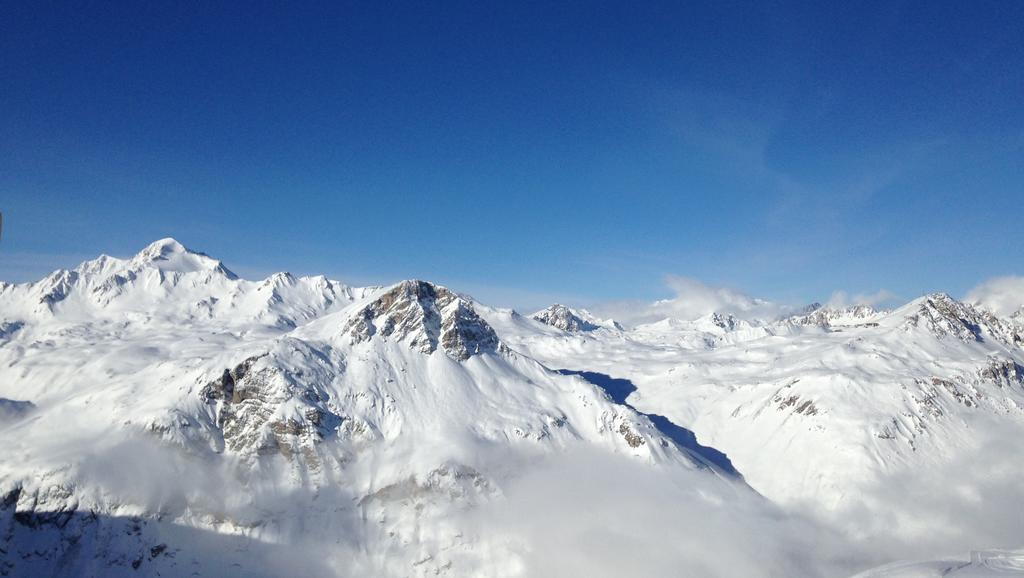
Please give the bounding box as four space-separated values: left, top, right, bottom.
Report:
0 242 757 577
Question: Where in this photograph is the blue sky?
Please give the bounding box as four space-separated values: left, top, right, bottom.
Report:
2 1 1022 310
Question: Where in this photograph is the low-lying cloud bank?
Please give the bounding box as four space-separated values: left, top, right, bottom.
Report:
465 450 868 578
590 276 897 327
13 432 876 577
591 276 791 326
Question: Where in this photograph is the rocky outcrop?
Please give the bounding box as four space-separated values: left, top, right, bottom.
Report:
531 304 599 332
199 354 265 403
782 303 880 329
708 312 739 331
903 293 1022 345
198 348 342 465
789 305 877 328
343 281 501 360
980 358 1024 389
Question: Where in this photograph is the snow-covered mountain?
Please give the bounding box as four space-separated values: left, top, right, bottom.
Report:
0 240 755 578
0 238 372 329
786 303 882 328
530 304 621 333
2 239 1023 577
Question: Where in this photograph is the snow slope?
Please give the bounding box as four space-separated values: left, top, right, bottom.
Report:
853 549 1024 577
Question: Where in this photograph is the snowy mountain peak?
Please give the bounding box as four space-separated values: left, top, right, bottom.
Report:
891 292 1023 347
903 293 986 341
708 311 740 331
531 304 599 332
789 304 879 328
130 237 237 279
139 236 188 257
343 280 501 360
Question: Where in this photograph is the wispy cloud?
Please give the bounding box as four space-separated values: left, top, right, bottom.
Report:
965 276 1024 316
433 279 591 314
590 276 904 327
591 275 792 326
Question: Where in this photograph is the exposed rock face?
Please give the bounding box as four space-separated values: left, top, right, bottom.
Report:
343 280 501 360
774 392 820 416
708 312 739 332
531 304 598 332
980 358 1024 389
906 294 984 341
790 305 877 328
617 422 645 448
200 355 264 403
903 293 1022 345
198 349 342 464
6 483 78 530
927 377 980 408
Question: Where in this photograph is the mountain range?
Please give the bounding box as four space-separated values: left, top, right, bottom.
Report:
1 239 1022 577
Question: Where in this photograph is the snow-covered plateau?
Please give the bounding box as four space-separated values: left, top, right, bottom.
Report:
1 239 1022 577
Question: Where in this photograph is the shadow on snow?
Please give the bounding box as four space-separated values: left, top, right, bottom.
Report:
558 370 741 477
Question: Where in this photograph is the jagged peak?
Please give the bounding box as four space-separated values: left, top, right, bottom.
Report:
342 280 501 360
787 304 879 328
26 239 239 311
908 292 973 318
900 292 998 343
531 303 599 332
785 302 823 320
919 291 956 304
706 311 740 331
262 271 297 287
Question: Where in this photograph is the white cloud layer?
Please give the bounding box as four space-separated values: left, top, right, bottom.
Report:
464 450 865 578
965 276 1024 317
592 276 791 327
826 289 899 309
590 276 910 329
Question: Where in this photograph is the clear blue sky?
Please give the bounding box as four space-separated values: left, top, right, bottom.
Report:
2 1 1022 309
